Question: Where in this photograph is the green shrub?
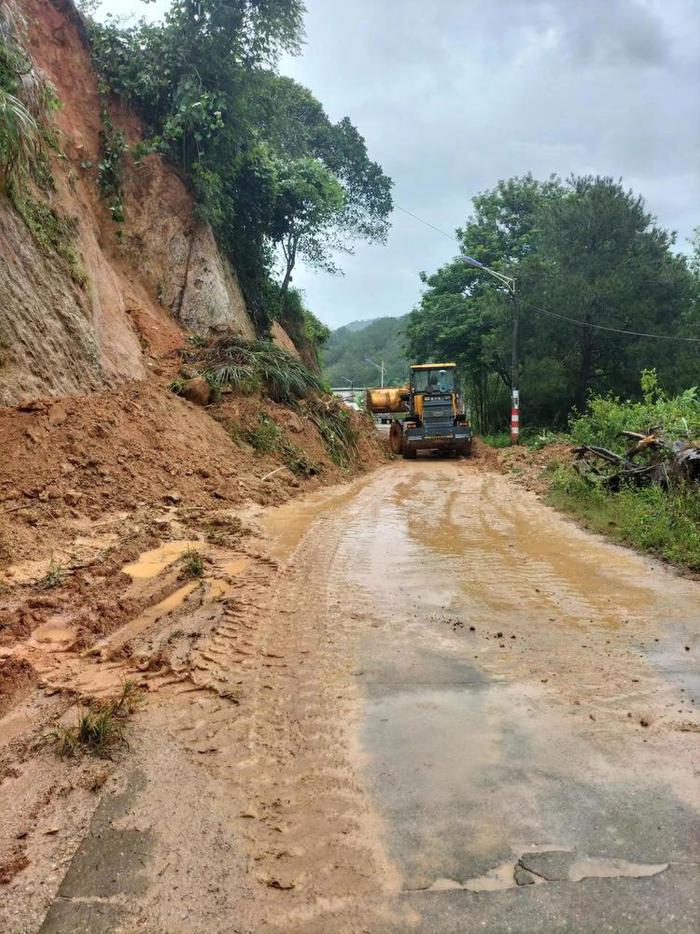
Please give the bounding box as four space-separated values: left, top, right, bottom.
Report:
245 413 283 454
182 548 204 577
38 557 64 589
97 108 126 222
47 681 141 758
569 369 700 452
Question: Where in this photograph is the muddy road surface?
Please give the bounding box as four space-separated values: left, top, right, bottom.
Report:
9 459 698 932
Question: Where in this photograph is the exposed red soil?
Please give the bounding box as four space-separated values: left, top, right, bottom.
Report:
496 442 573 494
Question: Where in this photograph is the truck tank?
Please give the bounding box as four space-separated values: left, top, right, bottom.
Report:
365 386 409 414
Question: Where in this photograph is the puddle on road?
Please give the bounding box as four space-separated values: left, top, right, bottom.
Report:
262 470 381 561
462 862 518 892
0 708 36 748
425 855 669 893
91 581 200 657
121 541 201 580
31 620 78 648
2 553 73 586
568 857 668 882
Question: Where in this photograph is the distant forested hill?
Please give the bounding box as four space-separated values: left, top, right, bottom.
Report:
322 316 409 387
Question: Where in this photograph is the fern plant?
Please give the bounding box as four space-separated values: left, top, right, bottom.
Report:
204 336 322 402
0 84 37 191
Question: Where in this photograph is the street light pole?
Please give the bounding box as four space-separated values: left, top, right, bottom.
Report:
340 376 354 400
510 290 519 444
364 357 385 389
460 255 519 445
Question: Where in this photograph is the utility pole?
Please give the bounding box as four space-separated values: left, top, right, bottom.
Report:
460 255 519 444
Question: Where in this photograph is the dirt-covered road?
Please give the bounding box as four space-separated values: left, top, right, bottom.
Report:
20 458 700 932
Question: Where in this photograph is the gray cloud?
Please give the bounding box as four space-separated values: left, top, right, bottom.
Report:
102 0 700 329
557 0 670 66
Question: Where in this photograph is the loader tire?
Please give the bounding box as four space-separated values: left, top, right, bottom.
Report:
389 421 404 455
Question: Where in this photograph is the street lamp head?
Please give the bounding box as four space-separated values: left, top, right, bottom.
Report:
460 254 484 269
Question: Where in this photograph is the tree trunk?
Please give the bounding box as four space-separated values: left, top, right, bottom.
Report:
280 232 299 298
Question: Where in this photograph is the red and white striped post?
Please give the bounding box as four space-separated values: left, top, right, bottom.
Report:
511 388 520 444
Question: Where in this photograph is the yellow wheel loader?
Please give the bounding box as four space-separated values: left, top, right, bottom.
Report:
366 363 472 459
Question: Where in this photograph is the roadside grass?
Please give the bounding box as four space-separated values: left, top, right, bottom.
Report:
47 681 142 759
182 547 204 577
38 557 64 589
245 413 283 455
480 432 511 448
547 465 700 570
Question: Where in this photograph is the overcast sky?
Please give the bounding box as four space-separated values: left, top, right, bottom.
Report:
101 0 699 329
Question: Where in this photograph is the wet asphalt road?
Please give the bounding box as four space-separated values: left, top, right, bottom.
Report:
324 460 700 931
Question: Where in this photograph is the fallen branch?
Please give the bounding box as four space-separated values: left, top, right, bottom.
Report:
260 466 287 482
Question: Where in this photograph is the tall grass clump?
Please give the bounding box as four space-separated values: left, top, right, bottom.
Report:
308 397 358 467
47 681 141 758
204 336 322 402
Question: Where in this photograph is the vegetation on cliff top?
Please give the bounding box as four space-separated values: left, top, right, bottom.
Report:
79 0 393 344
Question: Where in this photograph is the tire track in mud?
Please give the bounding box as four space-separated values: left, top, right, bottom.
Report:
159 493 402 932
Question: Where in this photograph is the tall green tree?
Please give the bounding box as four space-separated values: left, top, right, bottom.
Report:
406 175 698 431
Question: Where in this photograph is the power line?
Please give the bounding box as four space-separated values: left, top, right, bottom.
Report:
396 202 700 345
395 204 459 243
520 299 700 343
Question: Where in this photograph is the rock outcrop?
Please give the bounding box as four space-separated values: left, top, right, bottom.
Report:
0 0 257 405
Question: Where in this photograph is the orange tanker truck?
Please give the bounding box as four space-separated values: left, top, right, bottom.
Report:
366 363 472 459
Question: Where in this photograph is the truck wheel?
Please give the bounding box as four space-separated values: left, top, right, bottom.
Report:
458 440 473 458
389 421 403 455
403 447 417 459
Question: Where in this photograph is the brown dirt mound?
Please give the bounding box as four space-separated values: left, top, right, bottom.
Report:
497 442 572 493
0 381 386 563
0 658 37 717
0 380 387 652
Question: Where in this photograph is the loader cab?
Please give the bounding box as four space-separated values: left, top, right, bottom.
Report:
410 365 456 395
409 364 458 420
